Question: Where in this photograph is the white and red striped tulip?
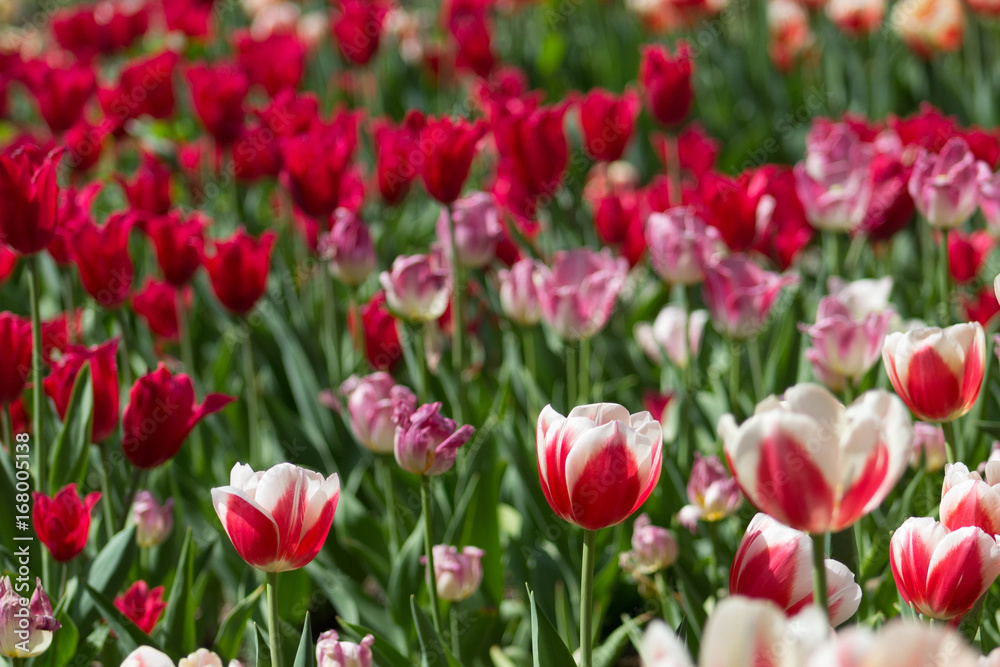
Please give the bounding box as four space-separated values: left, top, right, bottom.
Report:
719 384 913 534
537 403 662 531
805 619 981 667
729 513 862 626
699 597 828 667
940 460 1000 537
882 322 986 422
121 647 175 667
890 516 1000 620
211 462 340 572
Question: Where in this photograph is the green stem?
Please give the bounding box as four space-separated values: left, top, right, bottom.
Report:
824 230 842 280
378 456 399 555
748 337 763 402
811 533 829 624
579 530 597 667
706 521 724 594
939 233 951 325
266 571 283 667
653 571 672 620
522 328 536 381
829 527 858 606
119 468 142 532
421 476 443 634
28 256 44 493
176 290 203 471
62 271 76 343
2 404 12 464
349 292 366 372
322 274 340 386
579 337 591 405
99 442 115 542
59 563 68 602
729 341 742 420
566 344 577 411
664 133 681 206
115 309 134 389
450 604 461 662
447 204 465 382
242 332 261 468
416 323 430 401
942 419 957 465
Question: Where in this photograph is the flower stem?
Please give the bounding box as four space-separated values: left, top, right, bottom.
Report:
59 563 68 601
664 133 681 206
99 442 116 542
416 322 430 401
28 256 44 492
242 331 260 468
447 204 465 385
322 274 340 386
579 336 591 404
942 419 957 465
2 404 12 465
115 308 134 389
729 341 742 420
654 571 672 620
118 468 142 532
176 289 203 470
266 571 283 667
62 271 76 343
811 532 829 624
378 456 399 555
748 336 763 402
939 232 951 325
579 529 597 667
349 290 366 372
450 604 461 661
566 343 577 411
421 475 443 634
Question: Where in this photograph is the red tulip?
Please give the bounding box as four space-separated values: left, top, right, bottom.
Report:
114 581 166 635
420 115 486 204
50 184 101 267
694 170 761 253
963 287 1000 328
41 311 83 361
446 0 496 77
579 88 640 162
235 30 306 96
162 0 216 38
493 100 572 199
280 112 359 217
122 365 234 469
118 153 172 216
32 484 100 562
948 229 994 284
64 121 108 173
745 164 813 270
51 2 148 59
332 0 390 65
349 291 402 371
857 151 915 242
372 110 426 205
0 245 15 286
44 339 120 443
0 145 62 255
98 50 178 131
142 210 207 287
212 462 340 571
71 212 135 309
0 313 31 405
537 403 662 530
186 62 248 145
653 124 721 181
19 59 95 134
318 208 377 286
202 229 277 315
259 89 321 138
131 280 184 342
639 42 693 127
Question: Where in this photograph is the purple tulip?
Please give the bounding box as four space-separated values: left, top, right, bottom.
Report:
619 513 678 575
392 399 474 476
422 544 485 601
316 629 374 667
340 373 415 454
132 491 174 548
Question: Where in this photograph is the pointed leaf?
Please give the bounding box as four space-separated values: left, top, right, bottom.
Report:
159 527 196 656
83 583 158 654
292 612 315 667
528 587 576 667
76 525 137 628
214 584 265 660
48 362 93 493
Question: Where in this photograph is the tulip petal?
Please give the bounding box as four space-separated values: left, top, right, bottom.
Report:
211 486 281 570
564 421 642 529
940 479 1000 540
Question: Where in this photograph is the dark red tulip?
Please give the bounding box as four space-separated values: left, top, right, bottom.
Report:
0 245 16 286
50 183 101 267
51 2 148 59
0 313 31 405
41 311 83 361
132 280 184 342
594 188 642 247
44 339 120 443
202 229 277 315
857 152 914 242
259 90 321 138
745 164 813 270
694 170 759 252
235 29 306 96
72 212 134 309
639 42 693 127
333 0 390 65
372 110 426 205
280 112 359 217
230 122 282 182
19 59 95 134
98 51 178 131
493 99 572 199
654 123 720 181
162 0 216 37
349 291 402 371
962 287 1000 328
579 88 640 162
2 399 29 448
122 364 234 469
143 211 207 287
0 144 62 255
965 127 1000 169
114 581 166 635
32 484 100 562
186 62 248 146
64 121 108 173
949 230 994 284
491 165 543 241
420 115 486 204
118 153 172 216
472 66 530 119
447 0 496 77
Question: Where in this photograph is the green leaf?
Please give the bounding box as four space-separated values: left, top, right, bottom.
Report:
410 595 461 667
528 587 576 667
48 362 93 493
159 527 196 657
594 615 645 667
292 612 315 667
76 525 137 628
36 610 78 667
255 623 273 667
83 583 158 654
214 584 265 660
337 618 411 667
387 520 425 624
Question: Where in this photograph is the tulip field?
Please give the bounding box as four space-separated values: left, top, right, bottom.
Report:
7 0 1000 665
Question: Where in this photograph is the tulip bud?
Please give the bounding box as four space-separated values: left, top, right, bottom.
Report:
33 483 100 563
393 400 474 476
319 209 377 287
909 423 947 472
350 291 402 371
332 0 388 65
793 123 873 232
677 453 742 532
72 211 135 309
948 230 993 284
44 339 120 444
132 280 184 342
639 42 693 127
143 211 207 287
536 248 628 341
339 373 415 454
0 145 62 255
132 491 175 548
316 629 374 667
702 254 799 340
419 116 486 205
634 305 708 370
498 258 543 326
423 544 485 601
179 649 224 667
645 207 723 286
0 313 31 405
372 111 426 206
0 576 60 658
114 581 166 635
119 152 172 216
235 30 306 96
379 254 451 322
579 88 640 163
436 192 502 269
186 62 249 146
280 112 359 218
202 229 277 316
619 514 678 575
907 138 985 229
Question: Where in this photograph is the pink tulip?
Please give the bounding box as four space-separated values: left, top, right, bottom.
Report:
809 619 981 666
882 322 985 422
890 516 1000 620
131 490 174 548
634 305 708 370
379 254 451 322
910 422 947 471
720 384 913 534
0 576 60 658
339 373 415 454
793 123 873 231
536 248 629 341
498 258 543 326
316 630 374 667
392 399 474 476
677 453 742 532
644 207 723 285
120 647 175 667
907 137 986 229
212 462 340 572
435 192 502 269
730 513 862 626
702 254 799 339
178 650 224 667
826 276 894 319
940 461 1000 537
422 544 485 601
619 513 678 575
827 0 886 35
981 169 1000 235
318 209 376 287
537 403 662 530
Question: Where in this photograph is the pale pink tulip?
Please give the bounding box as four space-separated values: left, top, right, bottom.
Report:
131 491 174 548
436 191 502 269
339 373 415 454
981 170 1000 236
620 513 678 575
645 207 722 285
318 208 376 287
702 254 799 339
120 647 175 667
910 422 947 471
677 453 742 532
794 123 873 232
907 138 985 229
498 258 543 326
379 254 451 322
423 544 485 601
178 650 224 667
535 248 628 341
316 630 374 667
634 305 708 370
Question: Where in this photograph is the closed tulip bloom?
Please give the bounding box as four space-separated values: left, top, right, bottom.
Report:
119 153 172 216
20 59 94 134
122 365 235 469
908 138 984 229
114 581 166 635
72 212 135 309
537 403 662 530
730 513 862 626
0 145 62 255
203 229 277 315
420 116 486 205
0 577 60 658
379 254 451 322
179 649 225 667
639 42 693 127
702 254 800 340
498 258 543 326
372 110 426 205
339 373 416 454
827 0 885 34
435 191 502 269
332 0 389 65
493 100 572 199
940 461 1000 537
720 384 914 534
536 248 629 341
350 291 402 371
44 339 120 443
634 305 709 370
186 62 248 145
120 646 176 667
423 544 485 601
891 0 965 57
235 29 305 96
910 422 947 471
882 322 985 422
677 453 743 532
212 462 341 572
793 123 873 232
890 516 1000 620
858 152 916 242
132 280 183 342
280 113 359 218
132 491 174 548
316 630 374 667
318 209 377 287
98 50 178 130
0 313 31 405
143 211 207 287
948 229 994 283
645 207 723 285
619 513 678 575
579 88 640 162
768 0 813 71
32 483 100 562
393 399 475 475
